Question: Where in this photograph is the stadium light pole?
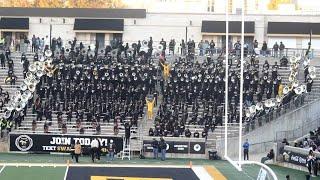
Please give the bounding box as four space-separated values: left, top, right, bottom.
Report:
238 0 245 168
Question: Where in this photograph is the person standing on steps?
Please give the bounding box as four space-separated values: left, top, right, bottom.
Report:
243 139 250 160
146 97 155 120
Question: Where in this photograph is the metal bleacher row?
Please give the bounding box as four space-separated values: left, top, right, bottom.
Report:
1 50 320 152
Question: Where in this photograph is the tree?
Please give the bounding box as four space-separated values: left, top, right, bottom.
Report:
1 0 126 8
65 0 126 8
1 0 33 7
33 0 65 8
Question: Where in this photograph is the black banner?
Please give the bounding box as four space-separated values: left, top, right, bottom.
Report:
143 140 205 154
9 133 123 154
143 140 174 153
173 142 189 154
283 150 307 166
190 142 206 154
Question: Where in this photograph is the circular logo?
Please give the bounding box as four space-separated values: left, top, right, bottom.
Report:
193 144 201 152
15 135 33 151
166 143 170 151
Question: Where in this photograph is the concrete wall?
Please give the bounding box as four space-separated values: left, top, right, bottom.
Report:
3 13 320 49
29 17 75 41
216 99 320 158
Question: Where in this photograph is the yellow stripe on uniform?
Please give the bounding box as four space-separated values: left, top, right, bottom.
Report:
91 176 172 180
204 166 227 180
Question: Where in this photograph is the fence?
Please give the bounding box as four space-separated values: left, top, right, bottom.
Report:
244 94 313 133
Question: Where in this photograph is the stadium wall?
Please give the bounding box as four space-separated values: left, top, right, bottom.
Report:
215 99 320 159
1 9 320 49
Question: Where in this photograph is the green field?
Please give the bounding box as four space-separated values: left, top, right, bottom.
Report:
0 153 316 180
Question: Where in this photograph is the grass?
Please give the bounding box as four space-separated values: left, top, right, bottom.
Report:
0 153 317 180
0 166 65 180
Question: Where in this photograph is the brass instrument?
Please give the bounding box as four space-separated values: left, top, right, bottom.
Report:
249 105 256 114
310 71 316 79
256 102 263 111
28 64 37 72
142 40 148 47
45 49 53 57
157 44 164 51
111 49 118 57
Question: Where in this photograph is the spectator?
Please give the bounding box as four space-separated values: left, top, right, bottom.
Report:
273 42 279 58
253 39 258 49
261 41 268 56
40 38 45 52
107 139 116 161
261 149 274 164
234 40 241 57
169 39 176 55
202 128 208 139
124 122 131 144
194 130 200 138
152 138 159 159
180 39 186 55
0 52 5 68
36 37 40 51
96 122 101 135
159 137 166 161
149 128 154 136
307 150 316 177
74 141 81 163
90 138 99 162
31 35 36 52
209 40 215 55
185 129 191 138
198 40 204 56
15 38 20 52
280 56 288 67
279 42 285 57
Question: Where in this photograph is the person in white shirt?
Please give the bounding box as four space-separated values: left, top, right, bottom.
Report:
90 138 99 162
